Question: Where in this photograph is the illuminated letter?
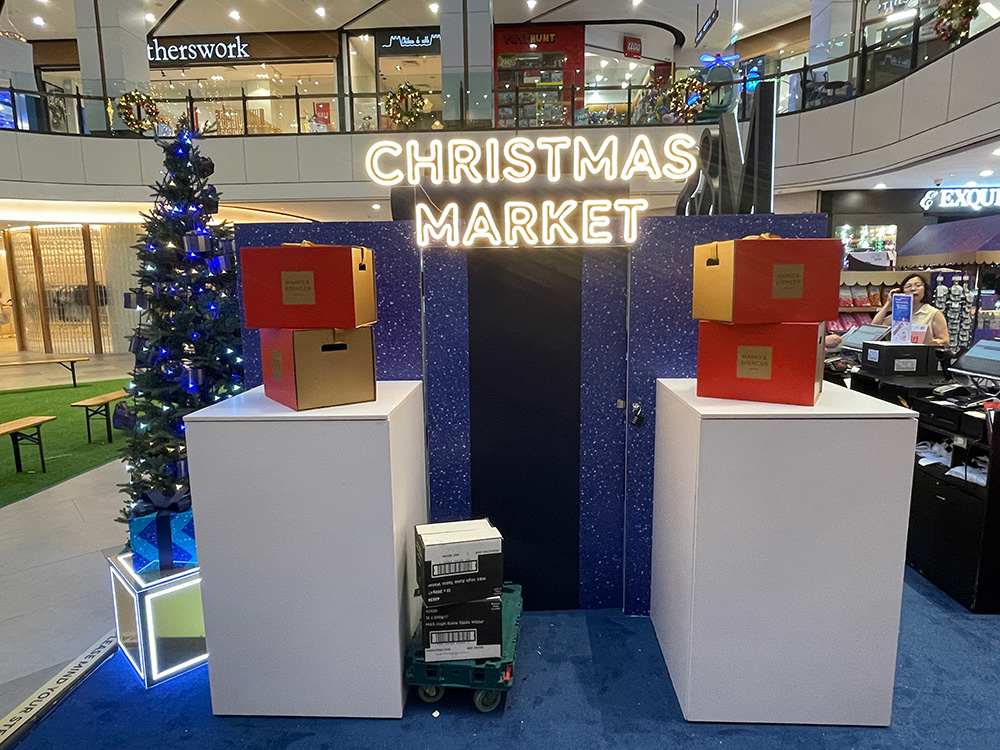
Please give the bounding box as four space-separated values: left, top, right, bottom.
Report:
541 200 579 246
365 141 404 186
502 137 537 183
612 198 648 244
573 135 618 181
447 139 484 184
662 133 699 181
462 202 503 247
536 136 572 182
621 135 663 181
416 202 460 247
484 138 501 184
405 139 444 185
504 201 539 246
581 199 614 244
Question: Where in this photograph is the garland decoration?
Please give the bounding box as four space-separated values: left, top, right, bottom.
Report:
383 82 426 129
667 77 711 123
934 0 980 43
117 89 160 133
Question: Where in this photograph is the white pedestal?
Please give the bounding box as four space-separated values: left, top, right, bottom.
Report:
650 379 916 726
184 381 427 718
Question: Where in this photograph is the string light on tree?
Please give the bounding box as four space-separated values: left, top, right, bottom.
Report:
667 77 711 123
934 0 981 42
117 89 161 134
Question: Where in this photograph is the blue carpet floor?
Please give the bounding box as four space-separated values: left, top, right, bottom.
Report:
13 570 1000 750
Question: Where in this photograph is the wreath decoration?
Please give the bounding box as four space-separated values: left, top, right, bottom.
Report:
934 0 980 43
117 90 160 133
667 77 711 123
383 82 426 129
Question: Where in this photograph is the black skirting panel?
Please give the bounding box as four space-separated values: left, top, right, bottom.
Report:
467 249 583 610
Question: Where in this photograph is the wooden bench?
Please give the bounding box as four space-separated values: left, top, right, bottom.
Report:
0 416 57 473
0 356 90 387
71 390 128 444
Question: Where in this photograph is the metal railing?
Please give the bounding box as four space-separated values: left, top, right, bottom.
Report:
1 9 995 138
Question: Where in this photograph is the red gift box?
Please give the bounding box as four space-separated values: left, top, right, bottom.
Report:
692 238 842 324
241 244 377 330
696 321 825 406
260 327 376 411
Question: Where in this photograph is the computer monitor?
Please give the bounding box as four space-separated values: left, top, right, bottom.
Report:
840 323 890 352
950 339 1000 381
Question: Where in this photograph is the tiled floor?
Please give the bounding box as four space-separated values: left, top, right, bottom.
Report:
0 460 126 716
0 352 133 391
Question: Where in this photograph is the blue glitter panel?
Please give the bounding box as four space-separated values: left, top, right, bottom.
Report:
234 222 422 386
623 213 830 615
422 247 472 522
578 248 629 609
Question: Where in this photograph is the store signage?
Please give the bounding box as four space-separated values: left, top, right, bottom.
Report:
147 36 250 64
623 36 642 59
501 31 557 46
377 30 441 56
919 187 1000 214
366 133 699 248
695 7 720 46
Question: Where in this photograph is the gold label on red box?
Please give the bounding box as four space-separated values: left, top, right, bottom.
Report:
737 345 773 380
281 271 316 305
270 350 282 381
772 263 804 299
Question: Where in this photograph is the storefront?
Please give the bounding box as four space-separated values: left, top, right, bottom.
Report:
31 31 342 135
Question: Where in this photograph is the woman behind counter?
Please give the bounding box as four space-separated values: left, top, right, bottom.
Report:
871 273 950 346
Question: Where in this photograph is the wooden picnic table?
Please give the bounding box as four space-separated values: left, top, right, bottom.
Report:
0 416 57 472
0 356 90 386
71 389 128 444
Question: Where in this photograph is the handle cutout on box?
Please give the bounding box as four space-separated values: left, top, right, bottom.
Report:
321 343 349 352
358 246 368 272
705 257 720 267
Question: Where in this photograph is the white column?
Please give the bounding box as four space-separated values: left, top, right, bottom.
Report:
440 0 493 125
74 0 150 129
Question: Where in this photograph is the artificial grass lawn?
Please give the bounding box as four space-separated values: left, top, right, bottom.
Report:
0 378 130 508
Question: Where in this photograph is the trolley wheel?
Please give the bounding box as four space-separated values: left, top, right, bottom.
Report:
417 685 445 704
472 689 503 713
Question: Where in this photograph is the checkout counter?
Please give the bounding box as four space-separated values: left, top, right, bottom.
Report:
826 337 1000 613
826 341 1000 613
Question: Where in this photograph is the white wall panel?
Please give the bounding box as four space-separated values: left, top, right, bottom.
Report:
775 116 799 167
138 139 165 187
82 137 142 185
0 132 22 180
16 133 85 184
900 55 952 140
243 136 299 184
948 32 1000 121
797 101 855 163
297 136 355 183
197 138 247 185
852 84 903 153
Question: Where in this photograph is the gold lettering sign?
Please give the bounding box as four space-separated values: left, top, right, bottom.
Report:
772 263 804 299
270 350 282 381
281 271 316 305
737 345 773 380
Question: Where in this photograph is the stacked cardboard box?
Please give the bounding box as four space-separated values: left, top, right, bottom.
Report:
415 519 504 663
692 237 842 406
240 244 378 410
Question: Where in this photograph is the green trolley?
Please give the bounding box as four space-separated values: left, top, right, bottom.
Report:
405 583 523 713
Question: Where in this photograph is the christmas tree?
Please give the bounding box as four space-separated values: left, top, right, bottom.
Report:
119 118 243 522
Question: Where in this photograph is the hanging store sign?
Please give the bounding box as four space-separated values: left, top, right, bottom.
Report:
695 7 720 47
920 188 1000 215
147 35 250 64
623 36 643 59
365 133 699 247
377 30 442 56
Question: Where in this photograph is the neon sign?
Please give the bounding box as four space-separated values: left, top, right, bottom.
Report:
365 134 699 247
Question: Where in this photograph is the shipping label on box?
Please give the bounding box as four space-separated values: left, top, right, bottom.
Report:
416 519 503 607
422 597 502 663
692 238 842 324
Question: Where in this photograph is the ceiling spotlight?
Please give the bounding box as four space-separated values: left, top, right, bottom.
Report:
628 62 637 71
429 2 439 12
625 72 632 79
595 74 604 82
228 9 241 21
631 0 642 6
315 6 326 17
145 12 155 23
35 0 49 4
371 203 382 210
529 42 537 49
210 74 224 81
527 0 537 8
886 8 917 23
981 169 995 177
32 16 45 26
733 22 744 32
600 59 609 68
873 183 887 190
966 181 978 187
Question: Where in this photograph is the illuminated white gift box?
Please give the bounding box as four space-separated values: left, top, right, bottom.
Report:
107 550 207 688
